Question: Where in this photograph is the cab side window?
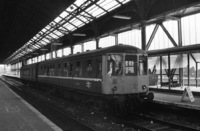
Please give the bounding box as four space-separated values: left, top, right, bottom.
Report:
125 55 137 76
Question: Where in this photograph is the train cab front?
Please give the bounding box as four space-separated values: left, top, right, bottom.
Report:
103 52 154 101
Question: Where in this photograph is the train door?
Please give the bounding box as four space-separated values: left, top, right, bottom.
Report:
138 55 149 93
124 54 138 93
103 54 124 94
96 57 102 78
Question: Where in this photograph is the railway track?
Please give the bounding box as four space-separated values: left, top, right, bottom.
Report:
117 112 200 131
2 76 200 131
0 77 96 131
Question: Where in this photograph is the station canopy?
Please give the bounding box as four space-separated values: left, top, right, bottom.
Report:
3 0 200 64
5 0 131 63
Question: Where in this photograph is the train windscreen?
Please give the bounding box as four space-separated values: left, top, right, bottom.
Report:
125 55 137 76
107 54 123 76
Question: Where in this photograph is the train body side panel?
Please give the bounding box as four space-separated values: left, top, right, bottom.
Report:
38 75 102 93
102 75 138 94
38 76 73 88
20 63 38 82
72 78 102 93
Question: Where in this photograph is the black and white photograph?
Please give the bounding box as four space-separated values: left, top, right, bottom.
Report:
1 0 200 130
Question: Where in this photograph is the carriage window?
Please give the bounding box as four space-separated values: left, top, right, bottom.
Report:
50 65 55 76
97 60 102 78
64 63 68 76
125 55 137 76
58 64 61 68
46 66 49 76
87 60 92 71
139 55 147 75
76 61 81 77
107 54 123 76
69 63 73 76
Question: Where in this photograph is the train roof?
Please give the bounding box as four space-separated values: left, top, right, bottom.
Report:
44 44 146 62
97 44 146 54
23 45 146 67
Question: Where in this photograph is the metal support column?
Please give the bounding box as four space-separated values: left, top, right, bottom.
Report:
71 46 74 55
178 19 182 46
81 43 84 52
196 62 198 87
95 37 100 49
188 54 190 87
115 34 118 45
141 21 146 50
160 56 163 87
168 53 171 90
179 55 183 87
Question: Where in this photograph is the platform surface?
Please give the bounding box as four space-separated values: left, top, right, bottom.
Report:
153 91 200 110
0 80 62 131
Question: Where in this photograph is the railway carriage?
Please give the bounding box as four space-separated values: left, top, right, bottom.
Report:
20 44 154 114
20 63 38 82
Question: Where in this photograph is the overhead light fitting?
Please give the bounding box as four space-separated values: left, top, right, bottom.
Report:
40 48 48 51
113 15 131 20
73 33 86 36
52 42 63 46
32 52 39 55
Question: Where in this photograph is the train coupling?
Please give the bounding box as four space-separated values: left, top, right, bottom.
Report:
146 92 154 101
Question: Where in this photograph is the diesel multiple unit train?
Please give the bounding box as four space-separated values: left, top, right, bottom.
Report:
20 44 154 114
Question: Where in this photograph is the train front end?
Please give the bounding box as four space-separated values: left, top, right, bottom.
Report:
102 51 154 101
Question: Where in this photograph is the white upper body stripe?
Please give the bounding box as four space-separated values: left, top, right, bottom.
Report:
38 75 102 82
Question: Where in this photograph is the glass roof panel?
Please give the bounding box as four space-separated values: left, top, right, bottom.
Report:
33 44 40 49
45 25 51 30
74 0 87 7
8 0 130 63
79 12 91 22
69 18 84 27
89 6 105 18
53 30 64 37
66 6 76 13
85 4 105 18
59 19 66 25
39 41 47 45
100 0 119 12
48 33 59 39
58 27 69 34
54 17 62 23
60 11 69 18
41 28 47 33
41 38 50 43
119 0 131 4
63 23 76 31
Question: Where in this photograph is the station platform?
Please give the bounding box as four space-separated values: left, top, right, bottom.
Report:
150 86 200 110
0 79 61 131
